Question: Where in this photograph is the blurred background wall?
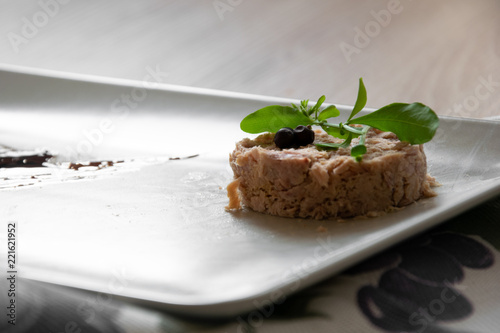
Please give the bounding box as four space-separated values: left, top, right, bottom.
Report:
1 0 499 117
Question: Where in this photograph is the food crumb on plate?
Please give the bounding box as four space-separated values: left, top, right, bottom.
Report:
316 225 327 232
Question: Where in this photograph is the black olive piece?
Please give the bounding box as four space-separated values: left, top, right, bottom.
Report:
274 127 295 149
294 125 315 146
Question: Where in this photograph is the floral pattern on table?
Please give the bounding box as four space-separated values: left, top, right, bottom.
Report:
353 232 495 333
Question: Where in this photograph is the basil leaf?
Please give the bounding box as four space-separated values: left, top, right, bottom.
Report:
349 102 439 144
318 105 340 121
321 124 361 139
321 125 349 139
314 95 326 109
240 105 314 134
315 133 353 150
348 78 367 121
310 95 326 116
315 142 341 150
351 144 367 157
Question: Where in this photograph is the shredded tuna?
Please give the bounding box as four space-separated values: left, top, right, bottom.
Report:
225 177 241 210
227 129 438 219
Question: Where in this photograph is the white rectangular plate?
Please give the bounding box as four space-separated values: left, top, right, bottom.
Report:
1 65 500 317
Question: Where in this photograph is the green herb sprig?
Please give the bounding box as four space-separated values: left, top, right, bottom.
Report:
240 78 439 161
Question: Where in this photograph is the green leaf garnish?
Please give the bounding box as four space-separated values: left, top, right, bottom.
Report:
351 144 367 156
348 102 439 144
318 105 340 121
351 144 367 162
316 133 354 151
347 78 367 121
321 124 361 139
321 124 348 139
240 105 313 134
310 95 326 117
238 79 439 160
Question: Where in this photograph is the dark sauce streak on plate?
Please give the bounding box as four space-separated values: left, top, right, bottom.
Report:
67 154 199 170
68 160 124 171
168 154 199 161
0 151 53 168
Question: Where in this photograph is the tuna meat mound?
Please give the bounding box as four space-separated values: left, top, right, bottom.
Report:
226 129 437 219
